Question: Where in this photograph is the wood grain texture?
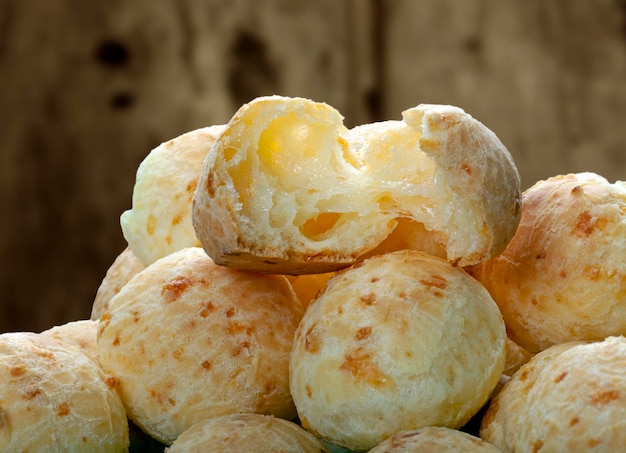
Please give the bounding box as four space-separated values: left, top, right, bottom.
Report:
1 0 625 333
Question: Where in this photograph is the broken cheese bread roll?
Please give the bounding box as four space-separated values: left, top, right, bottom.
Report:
121 125 225 266
97 247 303 445
92 247 146 320
41 319 99 363
192 95 521 274
290 250 506 451
0 332 129 452
481 337 626 452
469 172 626 353
165 414 329 452
368 426 501 453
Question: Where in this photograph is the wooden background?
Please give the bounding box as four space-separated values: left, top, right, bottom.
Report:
1 0 625 333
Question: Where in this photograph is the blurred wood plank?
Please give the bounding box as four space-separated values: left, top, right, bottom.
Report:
0 0 375 332
383 0 626 189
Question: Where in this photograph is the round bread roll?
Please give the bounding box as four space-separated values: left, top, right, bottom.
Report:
0 332 129 452
368 426 501 453
97 247 303 445
92 246 146 319
165 413 328 452
41 319 99 363
121 125 225 266
289 250 506 451
192 95 521 274
469 172 626 353
481 336 626 451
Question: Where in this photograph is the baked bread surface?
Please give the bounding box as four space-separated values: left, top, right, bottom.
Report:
470 172 626 353
481 337 626 452
192 95 521 274
289 250 506 451
0 332 129 452
97 247 303 445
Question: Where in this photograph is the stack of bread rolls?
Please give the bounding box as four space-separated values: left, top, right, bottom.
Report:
3 95 625 452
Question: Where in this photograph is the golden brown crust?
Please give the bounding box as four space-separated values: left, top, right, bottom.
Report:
192 96 521 274
97 247 303 445
165 414 329 452
0 332 129 452
481 337 626 452
91 247 146 320
470 172 626 353
289 250 506 451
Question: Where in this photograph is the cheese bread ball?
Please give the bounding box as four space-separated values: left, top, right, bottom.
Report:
470 172 626 353
368 426 501 453
92 246 146 319
481 337 626 452
192 95 521 274
290 250 506 451
97 247 303 445
0 332 129 452
165 413 328 452
41 319 99 363
121 125 225 266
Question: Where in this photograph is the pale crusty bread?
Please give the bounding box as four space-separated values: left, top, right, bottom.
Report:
192 95 521 274
481 337 626 452
92 247 146 320
0 332 129 452
368 426 501 453
289 250 506 451
121 125 225 266
97 247 303 445
41 319 99 363
469 172 626 353
165 413 328 452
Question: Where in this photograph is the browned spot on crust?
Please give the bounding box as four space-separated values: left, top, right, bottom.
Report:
419 275 448 290
461 163 472 175
199 301 216 317
232 341 250 356
172 214 183 226
104 376 119 389
532 439 544 452
206 172 215 197
518 367 531 381
560 270 567 278
57 402 70 416
571 185 583 194
201 360 212 370
226 321 253 336
573 211 595 237
168 398 176 406
570 416 580 426
340 346 391 387
162 276 192 302
225 306 236 318
10 365 26 377
305 385 312 397
588 438 601 447
591 389 620 406
554 371 568 383
172 348 183 359
370 277 380 283
132 310 140 323
24 388 42 400
360 293 376 306
304 325 322 354
113 337 120 346
355 326 372 341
